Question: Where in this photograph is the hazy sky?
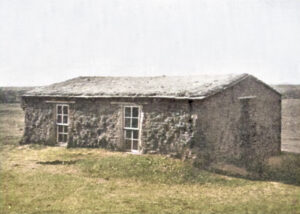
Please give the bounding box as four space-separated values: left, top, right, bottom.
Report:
0 0 300 86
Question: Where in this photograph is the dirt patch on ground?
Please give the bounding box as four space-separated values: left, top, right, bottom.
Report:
211 163 248 176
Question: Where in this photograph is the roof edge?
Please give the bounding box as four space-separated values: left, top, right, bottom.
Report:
197 73 250 100
247 75 282 97
21 94 206 100
201 74 281 100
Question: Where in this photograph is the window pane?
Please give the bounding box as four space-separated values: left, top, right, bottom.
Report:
58 134 63 142
125 118 131 128
63 134 68 142
125 130 132 139
63 106 68 114
132 107 139 117
63 126 68 133
57 115 62 123
125 107 131 117
132 118 138 128
57 106 62 114
63 116 68 124
132 140 138 150
58 125 63 133
125 139 131 150
133 130 139 139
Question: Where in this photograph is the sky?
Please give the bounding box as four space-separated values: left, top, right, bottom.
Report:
0 0 300 86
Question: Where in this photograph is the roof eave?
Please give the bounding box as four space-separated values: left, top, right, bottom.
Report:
21 94 207 100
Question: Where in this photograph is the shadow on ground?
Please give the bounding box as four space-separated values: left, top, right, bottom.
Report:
209 153 300 187
37 160 79 165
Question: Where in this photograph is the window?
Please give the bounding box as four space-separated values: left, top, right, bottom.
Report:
56 104 69 144
124 106 140 151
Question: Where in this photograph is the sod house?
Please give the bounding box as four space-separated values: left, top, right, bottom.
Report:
21 74 281 163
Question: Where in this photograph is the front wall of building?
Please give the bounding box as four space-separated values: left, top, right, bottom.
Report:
21 97 193 156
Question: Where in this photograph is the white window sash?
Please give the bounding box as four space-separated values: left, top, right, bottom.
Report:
124 106 139 129
56 104 69 125
124 106 140 152
56 104 69 143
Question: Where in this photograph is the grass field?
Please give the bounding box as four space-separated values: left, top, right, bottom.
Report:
0 104 300 214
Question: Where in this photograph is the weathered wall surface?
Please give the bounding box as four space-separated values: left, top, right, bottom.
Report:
67 99 122 149
69 98 193 153
140 99 192 155
21 97 193 155
21 98 56 145
191 76 281 165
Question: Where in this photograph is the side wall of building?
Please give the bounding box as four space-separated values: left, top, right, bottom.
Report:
191 76 281 165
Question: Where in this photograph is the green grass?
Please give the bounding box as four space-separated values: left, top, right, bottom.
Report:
0 103 300 214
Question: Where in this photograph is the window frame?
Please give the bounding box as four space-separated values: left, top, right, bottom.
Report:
56 104 69 125
56 104 69 144
123 106 140 152
124 106 140 130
